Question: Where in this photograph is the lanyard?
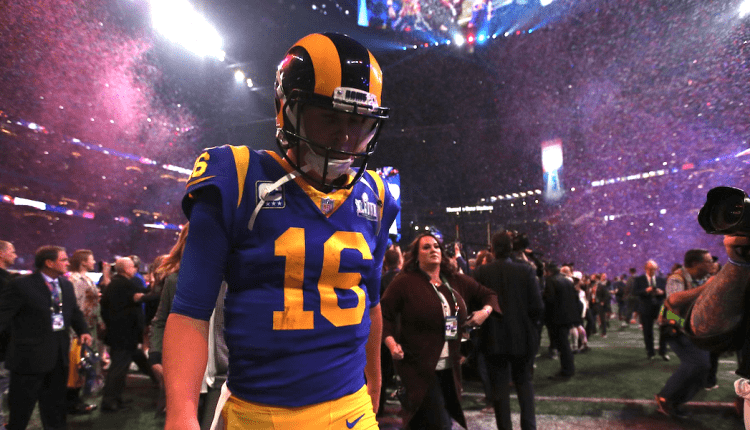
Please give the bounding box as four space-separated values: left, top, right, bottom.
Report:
430 276 459 316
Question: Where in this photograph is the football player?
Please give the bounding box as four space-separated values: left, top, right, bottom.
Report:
163 33 400 430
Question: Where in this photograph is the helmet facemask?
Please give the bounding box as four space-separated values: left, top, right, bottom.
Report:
277 88 386 190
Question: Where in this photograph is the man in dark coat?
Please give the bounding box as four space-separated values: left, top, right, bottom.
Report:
473 231 543 430
0 245 91 430
0 240 17 425
543 263 580 380
100 257 146 411
378 245 402 417
633 260 669 360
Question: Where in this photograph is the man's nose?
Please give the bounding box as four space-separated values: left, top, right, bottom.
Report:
332 123 351 144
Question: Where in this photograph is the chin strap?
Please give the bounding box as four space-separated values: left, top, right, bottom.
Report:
247 165 310 231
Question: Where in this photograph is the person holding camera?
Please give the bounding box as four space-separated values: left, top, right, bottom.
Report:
445 242 469 275
654 249 715 419
658 187 750 427
381 233 500 429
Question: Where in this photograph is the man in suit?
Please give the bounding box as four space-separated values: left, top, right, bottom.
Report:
0 240 17 426
633 260 669 360
543 262 580 380
473 231 543 430
0 241 16 286
0 245 91 430
377 245 401 418
100 257 147 412
595 274 612 338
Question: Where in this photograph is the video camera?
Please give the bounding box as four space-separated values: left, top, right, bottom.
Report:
698 186 750 235
94 261 116 273
511 231 530 252
444 242 459 258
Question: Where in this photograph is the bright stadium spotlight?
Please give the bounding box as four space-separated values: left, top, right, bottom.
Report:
234 70 246 83
453 33 465 47
150 0 225 60
540 0 556 6
741 0 750 18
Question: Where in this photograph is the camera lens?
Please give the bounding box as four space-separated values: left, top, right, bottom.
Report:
709 193 744 231
699 186 750 234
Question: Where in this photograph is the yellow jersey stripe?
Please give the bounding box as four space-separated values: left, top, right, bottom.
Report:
186 175 216 189
229 145 250 208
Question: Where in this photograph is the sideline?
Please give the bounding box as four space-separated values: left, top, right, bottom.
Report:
462 391 735 407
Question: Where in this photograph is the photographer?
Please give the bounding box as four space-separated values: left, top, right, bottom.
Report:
663 187 750 427
655 249 715 419
445 241 469 275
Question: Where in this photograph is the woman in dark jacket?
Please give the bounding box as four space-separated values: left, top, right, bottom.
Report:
381 233 501 429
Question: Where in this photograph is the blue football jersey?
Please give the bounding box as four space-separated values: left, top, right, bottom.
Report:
177 145 399 407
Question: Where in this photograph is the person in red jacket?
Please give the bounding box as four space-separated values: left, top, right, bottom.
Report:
381 233 500 429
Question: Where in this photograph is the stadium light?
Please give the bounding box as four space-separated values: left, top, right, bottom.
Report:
740 0 750 18
234 70 246 83
149 0 225 61
540 0 556 6
453 33 465 47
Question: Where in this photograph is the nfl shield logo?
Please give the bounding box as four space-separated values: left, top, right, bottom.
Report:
320 197 334 214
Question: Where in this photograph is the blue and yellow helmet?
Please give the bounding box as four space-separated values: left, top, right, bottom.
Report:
274 33 389 190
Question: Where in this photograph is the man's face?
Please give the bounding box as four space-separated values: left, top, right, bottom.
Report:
301 106 375 158
46 251 69 277
695 253 714 279
645 262 658 277
119 259 137 279
0 244 16 267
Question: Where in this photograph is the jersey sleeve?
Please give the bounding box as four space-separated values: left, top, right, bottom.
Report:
171 194 229 321
174 145 250 321
365 171 401 308
182 145 252 232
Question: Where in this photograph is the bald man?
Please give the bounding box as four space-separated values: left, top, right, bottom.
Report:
100 257 148 411
633 260 669 360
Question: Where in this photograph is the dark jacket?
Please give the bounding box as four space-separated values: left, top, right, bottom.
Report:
0 268 14 361
633 274 667 315
543 273 580 327
595 282 612 307
381 270 500 428
380 268 400 297
101 274 144 350
473 257 543 357
0 272 89 374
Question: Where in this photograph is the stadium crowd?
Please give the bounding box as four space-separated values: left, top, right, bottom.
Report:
0 0 749 428
0 223 744 429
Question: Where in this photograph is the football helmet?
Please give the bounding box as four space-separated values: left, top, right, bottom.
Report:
275 33 389 190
